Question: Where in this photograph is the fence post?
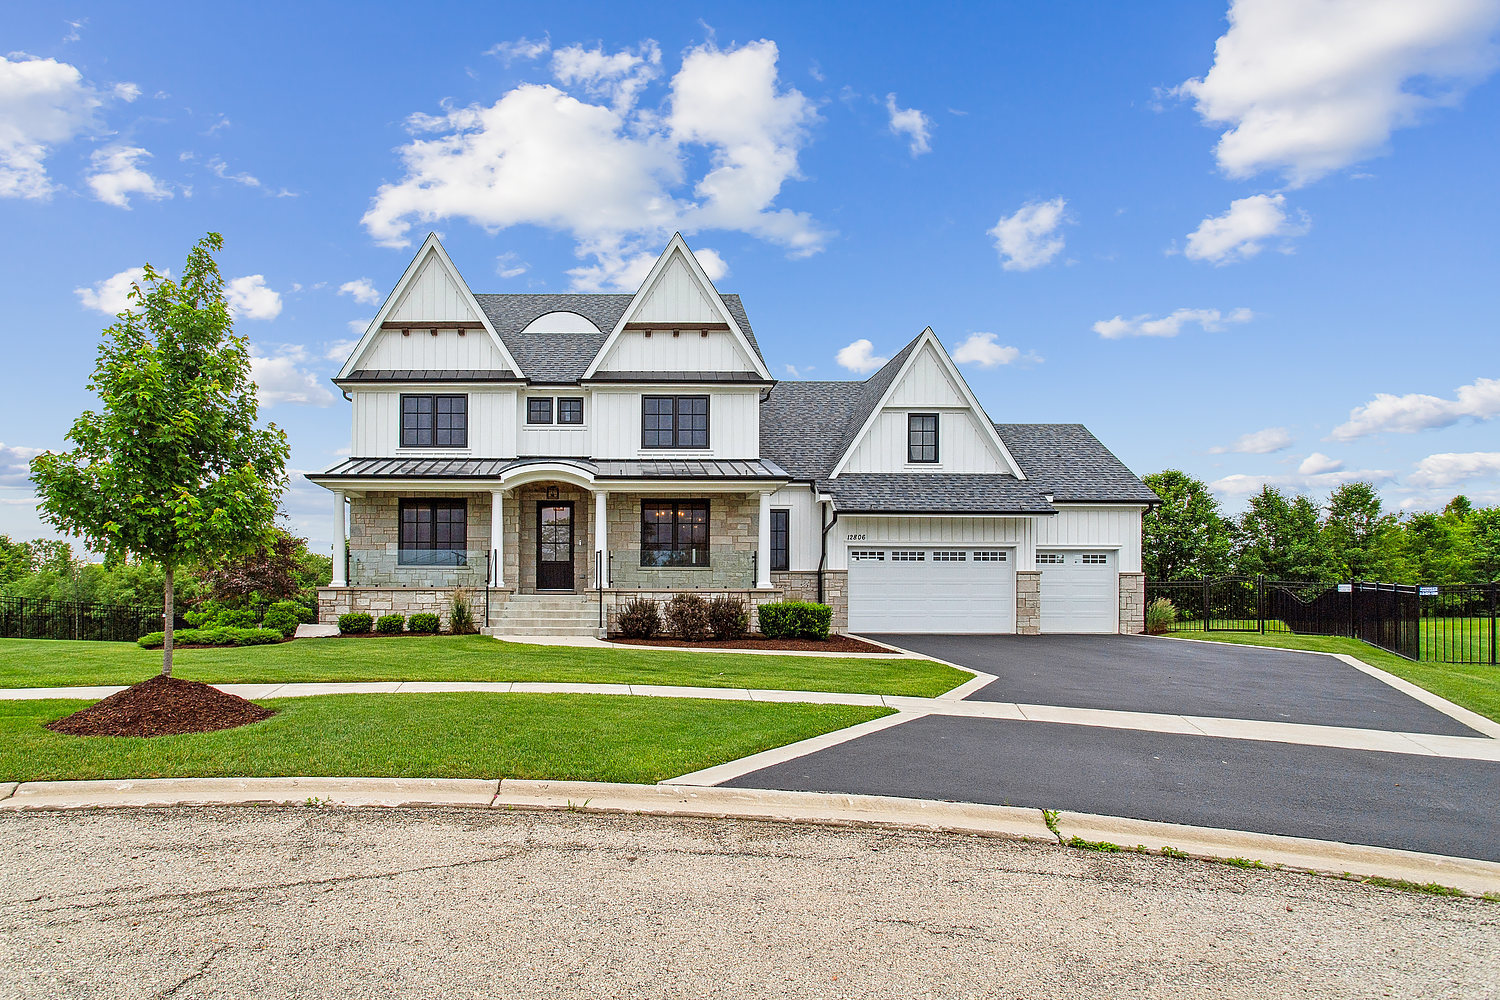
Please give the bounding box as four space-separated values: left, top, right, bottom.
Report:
1348 579 1357 641
1202 580 1210 630
1257 575 1265 633
1491 581 1498 667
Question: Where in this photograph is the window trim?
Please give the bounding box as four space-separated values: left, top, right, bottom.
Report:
556 397 584 425
769 508 789 572
399 393 468 449
526 397 554 425
639 498 711 567
641 394 711 450
907 412 939 464
397 498 468 566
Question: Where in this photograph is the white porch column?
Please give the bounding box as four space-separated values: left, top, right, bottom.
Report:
756 490 773 589
330 490 347 587
490 490 505 587
594 490 609 588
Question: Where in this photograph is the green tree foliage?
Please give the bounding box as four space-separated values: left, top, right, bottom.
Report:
28 234 289 677
1323 482 1404 580
1231 487 1331 581
1141 470 1230 580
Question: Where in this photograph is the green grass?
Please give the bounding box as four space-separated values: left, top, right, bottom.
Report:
1166 630 1500 723
0 635 969 698
0 693 890 783
1420 617 1496 664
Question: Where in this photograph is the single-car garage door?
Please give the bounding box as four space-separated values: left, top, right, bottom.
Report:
848 548 1016 633
1038 549 1118 633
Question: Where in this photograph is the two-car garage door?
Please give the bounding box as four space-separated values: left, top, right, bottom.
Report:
848 548 1016 634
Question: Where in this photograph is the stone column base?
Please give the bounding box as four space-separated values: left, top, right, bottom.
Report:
1118 572 1146 635
1016 571 1041 635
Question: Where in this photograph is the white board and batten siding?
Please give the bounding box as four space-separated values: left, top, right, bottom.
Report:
589 388 760 459
841 410 1008 474
357 328 510 372
632 252 724 325
350 388 517 457
767 485 821 572
1032 506 1143 573
885 346 968 407
388 253 482 324
594 330 757 374
518 391 590 458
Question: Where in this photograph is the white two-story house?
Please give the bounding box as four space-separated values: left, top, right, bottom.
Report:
308 233 1158 636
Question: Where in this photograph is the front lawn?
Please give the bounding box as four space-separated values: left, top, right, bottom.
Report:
0 636 969 698
1166 631 1500 724
0 693 890 783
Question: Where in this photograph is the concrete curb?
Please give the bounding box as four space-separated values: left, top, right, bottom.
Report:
0 777 499 810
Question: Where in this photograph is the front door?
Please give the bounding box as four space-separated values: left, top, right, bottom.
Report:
536 502 575 591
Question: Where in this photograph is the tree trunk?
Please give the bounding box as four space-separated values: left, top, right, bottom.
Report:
162 564 174 678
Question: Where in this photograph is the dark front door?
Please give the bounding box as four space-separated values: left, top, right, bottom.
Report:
536 502 575 591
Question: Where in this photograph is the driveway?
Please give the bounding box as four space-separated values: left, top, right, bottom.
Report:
870 634 1479 736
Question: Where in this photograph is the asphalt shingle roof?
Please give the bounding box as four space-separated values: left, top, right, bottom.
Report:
814 474 1055 514
993 423 1160 504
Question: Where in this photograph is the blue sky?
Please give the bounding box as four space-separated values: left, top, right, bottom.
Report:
3 1 1499 557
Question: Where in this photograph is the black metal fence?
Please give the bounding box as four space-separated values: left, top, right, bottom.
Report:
0 596 178 642
1146 577 1497 664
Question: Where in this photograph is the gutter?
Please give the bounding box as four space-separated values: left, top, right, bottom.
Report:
817 500 839 604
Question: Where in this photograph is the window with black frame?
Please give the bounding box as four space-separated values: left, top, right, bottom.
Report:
399 499 467 566
770 509 789 571
557 397 584 424
908 412 939 463
642 395 709 448
527 397 554 424
640 500 709 566
400 394 467 448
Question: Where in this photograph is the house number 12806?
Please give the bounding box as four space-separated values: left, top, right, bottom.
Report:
845 533 866 541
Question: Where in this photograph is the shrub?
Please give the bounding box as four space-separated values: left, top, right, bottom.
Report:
261 601 304 638
338 612 373 635
616 598 661 638
1145 597 1179 635
183 600 259 629
757 600 832 640
449 588 476 634
664 593 710 641
376 613 405 635
137 627 282 649
707 596 749 641
408 612 440 634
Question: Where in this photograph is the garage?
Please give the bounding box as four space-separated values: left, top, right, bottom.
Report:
1038 549 1118 633
848 547 1016 634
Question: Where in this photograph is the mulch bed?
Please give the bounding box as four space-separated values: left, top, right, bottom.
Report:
44 675 276 738
609 634 893 653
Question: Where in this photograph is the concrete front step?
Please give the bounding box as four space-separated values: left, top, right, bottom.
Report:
483 626 602 637
491 617 601 629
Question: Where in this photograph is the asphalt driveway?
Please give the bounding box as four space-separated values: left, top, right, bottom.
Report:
871 634 1479 736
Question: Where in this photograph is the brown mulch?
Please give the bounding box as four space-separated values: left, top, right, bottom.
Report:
609 634 893 653
44 675 276 738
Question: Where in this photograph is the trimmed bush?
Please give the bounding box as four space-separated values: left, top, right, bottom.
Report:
707 596 749 641
376 614 406 635
261 602 303 638
449 588 476 635
757 600 832 640
1144 597 1179 636
338 612 373 635
137 627 282 649
184 602 259 629
616 598 661 639
664 593 710 641
408 612 440 634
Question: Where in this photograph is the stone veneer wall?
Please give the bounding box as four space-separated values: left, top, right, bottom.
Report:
1118 572 1146 635
1016 570 1041 635
347 492 491 589
771 570 848 634
318 586 500 630
605 491 760 591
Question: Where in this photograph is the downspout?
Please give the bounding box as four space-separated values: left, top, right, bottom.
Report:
817 499 838 604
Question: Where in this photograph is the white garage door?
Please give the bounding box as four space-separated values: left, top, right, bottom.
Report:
1038 550 1118 634
848 548 1016 634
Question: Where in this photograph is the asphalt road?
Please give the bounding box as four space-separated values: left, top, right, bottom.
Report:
872 634 1479 735
2 807 1495 999
728 714 1500 861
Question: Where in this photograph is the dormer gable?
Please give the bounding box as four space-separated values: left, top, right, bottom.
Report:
584 234 773 380
831 329 1026 478
337 234 523 378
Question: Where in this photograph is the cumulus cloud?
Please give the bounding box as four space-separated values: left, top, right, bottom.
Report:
486 35 551 63
1209 426 1293 454
225 275 282 320
0 442 46 487
338 278 381 306
885 93 933 156
1175 0 1500 186
74 266 149 315
85 145 172 208
0 54 113 199
1211 467 1397 497
951 332 1025 368
326 337 360 361
1184 193 1310 264
1408 451 1500 488
1093 307 1253 340
495 252 529 279
836 339 889 374
568 246 727 293
988 197 1069 271
363 39 824 290
249 345 334 407
1329 376 1500 441
1298 452 1344 475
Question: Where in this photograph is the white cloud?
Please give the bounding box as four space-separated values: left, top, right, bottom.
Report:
249 345 334 407
1408 451 1500 488
112 81 140 102
327 336 360 360
74 266 149 315
1176 0 1500 186
568 246 727 292
784 363 813 378
1329 376 1500 441
486 35 551 63
496 252 529 279
1209 426 1293 454
551 41 661 111
85 145 171 208
885 93 933 156
1093 307 1253 339
364 39 824 289
988 197 1069 271
1211 467 1397 497
225 275 282 321
951 332 1022 368
836 339 888 374
344 320 369 338
207 155 259 188
1298 452 1344 475
0 54 110 198
0 442 47 487
1184 193 1310 264
338 278 381 306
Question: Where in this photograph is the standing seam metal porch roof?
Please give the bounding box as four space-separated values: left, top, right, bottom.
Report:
305 457 789 482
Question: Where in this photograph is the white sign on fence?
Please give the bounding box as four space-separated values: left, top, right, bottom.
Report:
1337 583 1352 593
1419 585 1439 596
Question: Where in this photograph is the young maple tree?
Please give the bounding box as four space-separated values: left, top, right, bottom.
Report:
30 233 289 676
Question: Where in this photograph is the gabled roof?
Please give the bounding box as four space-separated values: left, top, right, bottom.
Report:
993 424 1160 504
